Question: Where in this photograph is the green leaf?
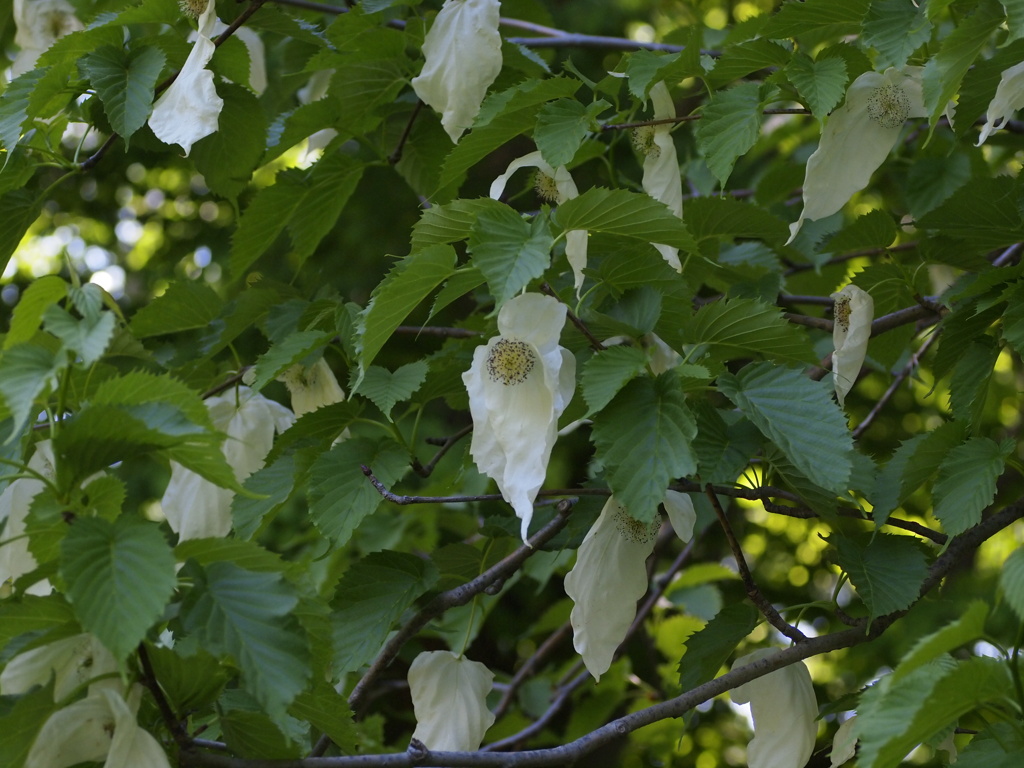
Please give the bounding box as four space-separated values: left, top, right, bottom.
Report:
129 281 224 338
1000 547 1024 622
1006 0 1024 43
949 337 999 427
818 209 898 253
0 69 45 152
0 344 65 442
684 197 790 243
0 680 56 768
858 658 1013 768
534 98 605 168
290 680 359 753
955 724 1024 768
232 454 299 541
894 600 988 682
932 437 1010 536
831 532 929 621
592 372 698 522
356 244 456 377
693 82 764 187
79 45 164 142
718 363 853 494
60 517 175 661
707 39 792 89
250 330 335 393
230 152 365 277
43 306 116 366
89 370 214 428
918 176 1024 253
0 191 44 280
553 187 697 252
191 84 268 204
761 0 870 38
0 595 75 649
411 198 507 250
179 561 311 721
922 0 1004 126
685 298 816 365
581 345 648 416
143 644 229 716
904 154 971 219
330 550 438 677
785 54 847 120
677 602 759 692
6 276 68 348
355 361 428 420
468 208 552 306
307 438 408 547
862 0 932 70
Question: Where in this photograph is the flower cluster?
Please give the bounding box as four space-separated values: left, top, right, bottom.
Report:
11 0 82 78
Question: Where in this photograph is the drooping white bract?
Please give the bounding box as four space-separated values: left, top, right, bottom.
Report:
1 633 118 700
411 0 502 143
192 20 266 95
462 293 576 542
160 386 294 541
0 440 56 596
11 0 83 78
977 60 1024 145
831 284 873 407
490 150 587 294
148 0 224 156
787 67 928 244
829 715 858 768
564 491 695 680
642 82 684 272
408 651 495 752
729 648 818 768
25 685 171 768
278 358 346 418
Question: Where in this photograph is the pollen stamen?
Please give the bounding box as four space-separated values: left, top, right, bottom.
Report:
866 83 911 129
485 338 537 386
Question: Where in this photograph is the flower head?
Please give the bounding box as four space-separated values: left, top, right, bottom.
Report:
148 0 224 156
831 284 873 407
408 651 495 752
278 358 346 418
1 633 118 700
11 0 82 78
977 60 1024 145
462 293 576 542
564 491 695 680
490 151 587 294
160 387 293 541
787 67 928 244
642 82 684 272
729 648 818 768
0 440 56 595
411 0 502 142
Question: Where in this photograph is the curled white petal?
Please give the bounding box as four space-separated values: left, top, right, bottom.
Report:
831 284 873 407
160 387 294 541
489 151 588 293
0 440 56 595
663 490 696 542
787 67 927 243
1 633 118 700
278 358 346 418
195 21 266 95
730 649 818 768
411 0 502 142
462 294 575 542
977 60 1024 145
408 651 495 752
11 0 82 78
643 82 684 272
148 0 224 156
644 332 681 375
564 496 659 680
829 715 858 767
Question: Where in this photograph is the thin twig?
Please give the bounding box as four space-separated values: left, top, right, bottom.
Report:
539 284 604 352
411 424 472 478
853 333 938 440
704 484 807 643
138 643 192 752
388 100 424 165
492 623 572 720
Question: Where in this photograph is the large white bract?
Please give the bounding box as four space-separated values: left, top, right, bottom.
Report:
0 440 57 596
408 651 495 752
642 81 684 272
11 0 83 78
148 0 224 156
411 0 502 143
0 633 118 701
462 293 575 542
564 491 695 680
831 284 874 407
278 357 346 418
730 648 818 768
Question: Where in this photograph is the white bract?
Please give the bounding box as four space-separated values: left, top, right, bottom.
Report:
411 0 502 142
278 358 346 418
192 21 266 95
787 67 928 243
977 60 1024 145
11 0 83 78
1 633 118 700
26 685 171 768
642 82 684 272
564 491 695 680
148 0 224 156
0 440 57 595
462 293 576 542
408 651 495 752
160 386 294 541
490 150 588 294
730 649 818 768
829 715 858 767
831 284 873 407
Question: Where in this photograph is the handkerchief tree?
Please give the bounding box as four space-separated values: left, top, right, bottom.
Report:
3 1 1024 766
